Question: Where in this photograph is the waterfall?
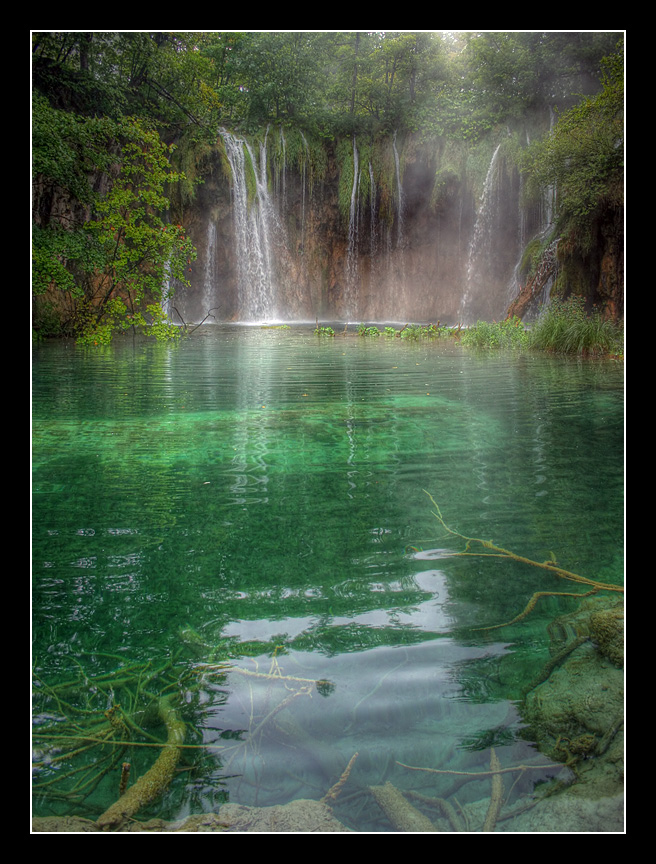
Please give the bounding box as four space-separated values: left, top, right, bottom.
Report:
369 162 378 259
220 129 278 321
393 131 404 247
460 143 502 323
185 132 531 325
161 260 173 321
300 131 310 249
202 219 217 317
345 136 360 318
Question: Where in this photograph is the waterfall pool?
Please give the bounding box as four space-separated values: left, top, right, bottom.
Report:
32 324 624 832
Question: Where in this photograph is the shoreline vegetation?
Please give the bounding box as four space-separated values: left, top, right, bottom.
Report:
40 296 624 358
312 297 624 358
35 296 623 359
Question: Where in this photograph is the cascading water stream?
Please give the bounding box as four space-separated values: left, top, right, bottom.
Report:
161 260 173 321
459 143 502 323
368 162 378 260
278 126 287 207
506 116 558 317
300 132 310 248
220 129 278 321
393 131 405 248
345 136 360 318
202 219 217 318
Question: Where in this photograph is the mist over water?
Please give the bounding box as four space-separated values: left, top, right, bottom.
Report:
174 133 537 327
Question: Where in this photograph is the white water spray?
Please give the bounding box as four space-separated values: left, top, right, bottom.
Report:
345 136 360 317
220 129 278 321
460 143 502 322
393 131 404 247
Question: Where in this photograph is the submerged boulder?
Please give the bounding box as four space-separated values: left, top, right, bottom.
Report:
521 597 624 803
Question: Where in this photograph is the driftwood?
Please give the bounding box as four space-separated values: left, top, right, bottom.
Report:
96 696 185 831
370 781 438 832
482 748 504 832
423 491 623 631
321 752 359 805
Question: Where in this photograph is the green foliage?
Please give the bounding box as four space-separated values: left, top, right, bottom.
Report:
460 317 531 349
79 120 195 343
32 92 117 201
447 32 621 142
33 100 196 342
521 39 624 248
529 297 623 356
357 324 380 336
399 322 457 340
33 31 622 155
314 325 335 337
459 303 623 356
33 32 223 135
32 224 101 299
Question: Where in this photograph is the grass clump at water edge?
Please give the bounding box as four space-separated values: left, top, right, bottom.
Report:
528 297 623 356
461 299 623 356
460 316 530 350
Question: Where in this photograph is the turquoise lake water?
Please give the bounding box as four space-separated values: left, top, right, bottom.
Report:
32 325 624 831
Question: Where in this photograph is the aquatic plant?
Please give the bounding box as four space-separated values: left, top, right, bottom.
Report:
399 323 424 340
459 316 531 349
357 324 380 336
396 322 460 341
32 644 339 830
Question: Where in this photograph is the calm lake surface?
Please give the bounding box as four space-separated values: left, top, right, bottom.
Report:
32 325 624 831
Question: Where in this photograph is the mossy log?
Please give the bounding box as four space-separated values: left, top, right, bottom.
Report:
370 781 438 832
482 748 503 832
96 695 185 831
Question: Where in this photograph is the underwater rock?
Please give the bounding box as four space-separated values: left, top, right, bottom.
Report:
590 605 624 667
33 800 352 832
32 816 99 832
215 799 352 832
521 598 624 807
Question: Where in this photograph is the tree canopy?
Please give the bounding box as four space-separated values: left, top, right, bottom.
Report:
33 31 622 140
521 44 624 246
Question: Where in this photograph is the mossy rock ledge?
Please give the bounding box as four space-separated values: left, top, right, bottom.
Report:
521 597 624 810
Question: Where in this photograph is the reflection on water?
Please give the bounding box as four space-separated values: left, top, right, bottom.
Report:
32 325 624 831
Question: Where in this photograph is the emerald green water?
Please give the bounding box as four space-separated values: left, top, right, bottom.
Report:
32 326 624 831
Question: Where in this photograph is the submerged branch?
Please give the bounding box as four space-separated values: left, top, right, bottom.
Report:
96 695 185 831
423 490 622 595
396 760 557 778
422 491 623 630
370 781 439 832
482 748 503 832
